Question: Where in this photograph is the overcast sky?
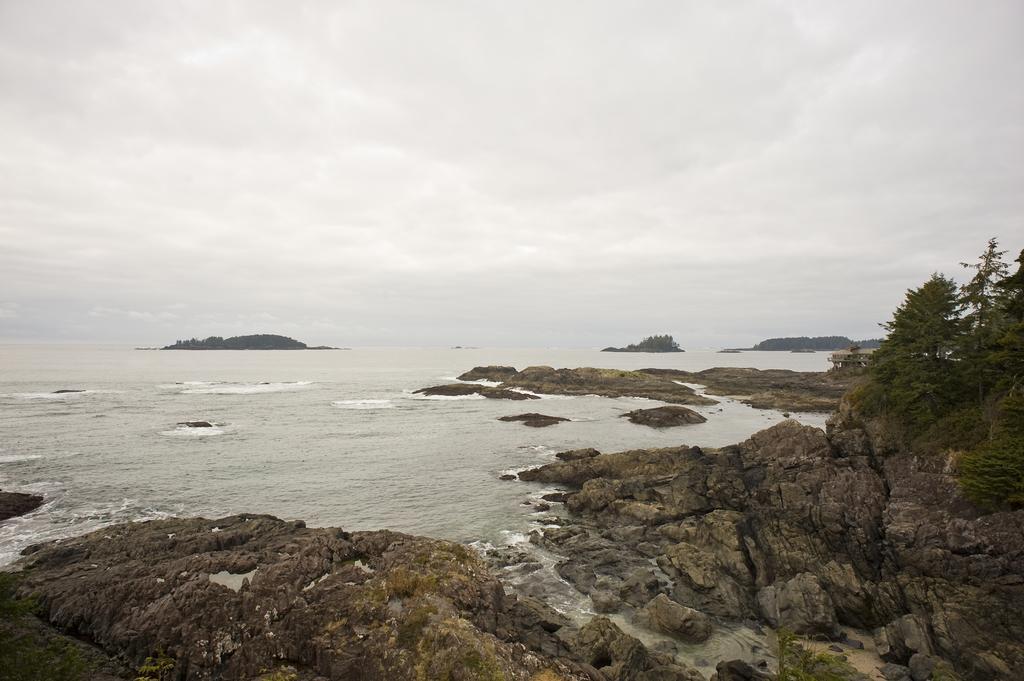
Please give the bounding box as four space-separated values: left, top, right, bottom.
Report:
1 1 1021 347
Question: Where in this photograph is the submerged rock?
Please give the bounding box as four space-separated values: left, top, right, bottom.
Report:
621 405 707 428
498 413 571 428
52 389 85 393
177 421 214 428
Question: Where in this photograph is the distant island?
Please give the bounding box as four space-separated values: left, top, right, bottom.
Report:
160 334 338 350
749 336 882 351
602 334 684 353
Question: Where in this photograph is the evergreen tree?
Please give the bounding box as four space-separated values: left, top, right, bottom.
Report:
990 249 1024 395
959 393 1024 510
869 273 964 428
959 238 1010 404
995 248 1024 324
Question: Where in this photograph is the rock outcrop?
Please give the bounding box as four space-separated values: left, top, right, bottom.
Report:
15 515 598 681
425 366 855 413
639 367 855 413
414 384 539 400
0 490 44 522
458 366 520 382
498 414 571 428
501 367 716 406
621 406 707 428
517 413 1024 680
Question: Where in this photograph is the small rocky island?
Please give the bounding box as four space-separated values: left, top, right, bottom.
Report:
161 334 337 350
620 405 707 428
602 334 684 353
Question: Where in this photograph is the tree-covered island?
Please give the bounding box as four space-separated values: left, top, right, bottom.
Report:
751 336 883 351
161 334 336 350
602 334 684 352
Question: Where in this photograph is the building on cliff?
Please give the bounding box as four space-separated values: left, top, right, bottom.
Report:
828 345 875 370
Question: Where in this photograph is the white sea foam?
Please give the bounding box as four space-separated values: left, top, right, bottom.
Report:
6 390 94 400
0 454 43 464
509 388 574 400
448 377 504 387
332 399 394 410
499 530 529 546
179 381 312 395
409 393 486 401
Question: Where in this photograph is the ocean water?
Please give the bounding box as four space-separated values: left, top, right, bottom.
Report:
0 345 829 566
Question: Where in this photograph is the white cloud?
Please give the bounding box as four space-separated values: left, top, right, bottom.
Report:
0 1 1021 346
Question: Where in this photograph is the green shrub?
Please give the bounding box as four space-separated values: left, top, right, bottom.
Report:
0 573 88 681
135 649 175 681
775 629 860 681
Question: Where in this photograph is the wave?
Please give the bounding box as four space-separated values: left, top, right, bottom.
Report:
408 393 486 401
5 390 95 400
0 454 43 464
442 376 504 387
0 492 192 567
175 381 312 395
332 399 394 410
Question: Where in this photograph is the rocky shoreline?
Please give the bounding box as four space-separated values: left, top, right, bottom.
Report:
444 366 856 413
10 514 720 681
4 369 1018 680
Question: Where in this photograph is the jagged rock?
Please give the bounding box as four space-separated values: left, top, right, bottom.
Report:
541 492 571 503
908 653 938 681
498 413 570 428
456 366 519 382
756 573 839 637
879 663 912 681
710 659 772 681
572 617 702 681
620 406 707 428
591 590 622 613
499 474 517 481
635 594 712 642
874 614 934 664
16 515 591 681
0 490 44 521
